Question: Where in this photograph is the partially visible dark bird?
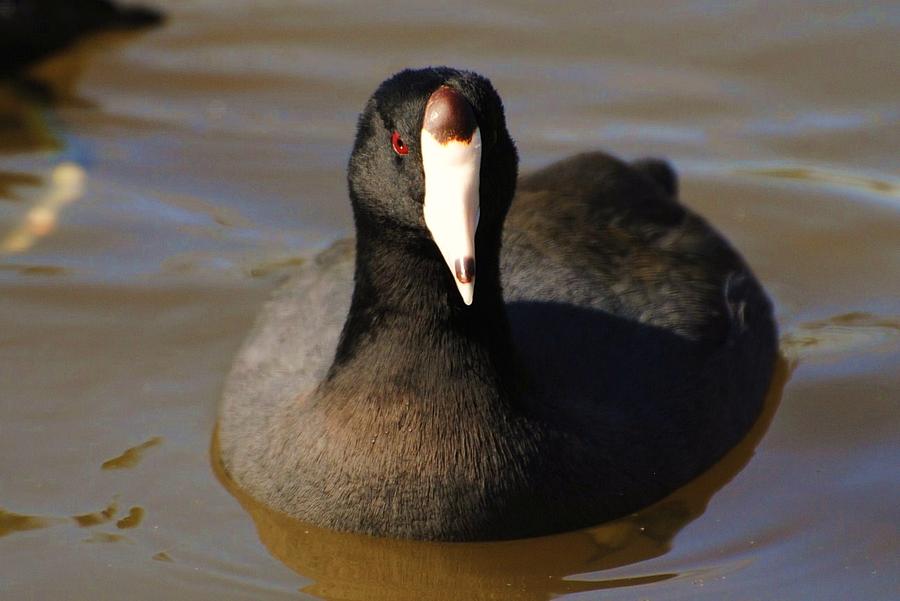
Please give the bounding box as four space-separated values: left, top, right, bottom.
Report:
0 0 163 77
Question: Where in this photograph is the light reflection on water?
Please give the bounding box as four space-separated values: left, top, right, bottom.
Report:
0 162 86 254
738 165 900 203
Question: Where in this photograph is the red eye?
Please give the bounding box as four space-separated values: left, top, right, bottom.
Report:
391 131 409 155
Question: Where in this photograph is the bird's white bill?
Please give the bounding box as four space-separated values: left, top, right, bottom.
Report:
421 127 482 306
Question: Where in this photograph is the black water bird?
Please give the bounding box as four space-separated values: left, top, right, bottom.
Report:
0 0 163 77
218 67 777 541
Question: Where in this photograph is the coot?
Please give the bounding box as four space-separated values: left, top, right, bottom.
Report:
218 67 777 541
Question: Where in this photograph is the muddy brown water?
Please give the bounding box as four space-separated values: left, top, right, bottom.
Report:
1 2 898 599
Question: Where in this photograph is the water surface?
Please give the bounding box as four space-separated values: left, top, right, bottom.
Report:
1 1 898 600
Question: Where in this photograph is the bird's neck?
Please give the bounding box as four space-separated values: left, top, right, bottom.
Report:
317 217 520 412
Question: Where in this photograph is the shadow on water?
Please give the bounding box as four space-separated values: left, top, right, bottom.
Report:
212 358 789 601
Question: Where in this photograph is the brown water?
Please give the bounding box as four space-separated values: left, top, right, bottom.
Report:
1 2 898 599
